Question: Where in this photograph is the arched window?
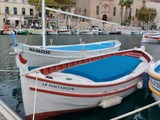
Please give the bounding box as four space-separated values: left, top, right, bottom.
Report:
113 7 116 16
96 6 99 15
135 8 138 17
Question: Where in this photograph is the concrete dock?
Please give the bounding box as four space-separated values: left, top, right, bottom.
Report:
0 99 22 120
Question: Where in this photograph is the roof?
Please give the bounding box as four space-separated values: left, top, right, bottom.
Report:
62 56 142 82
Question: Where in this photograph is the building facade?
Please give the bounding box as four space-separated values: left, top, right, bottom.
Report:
0 0 36 28
75 0 160 27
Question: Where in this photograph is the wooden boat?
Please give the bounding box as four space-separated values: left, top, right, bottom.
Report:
141 32 160 43
18 46 152 120
109 29 121 35
46 28 58 34
58 26 71 34
15 29 29 35
1 25 11 35
11 33 121 70
147 60 160 108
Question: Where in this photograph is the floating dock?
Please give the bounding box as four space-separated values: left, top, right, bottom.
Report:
0 99 22 120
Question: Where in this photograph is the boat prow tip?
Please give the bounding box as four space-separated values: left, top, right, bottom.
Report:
18 53 27 64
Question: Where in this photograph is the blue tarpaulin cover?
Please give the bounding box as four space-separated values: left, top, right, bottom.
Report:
62 56 142 82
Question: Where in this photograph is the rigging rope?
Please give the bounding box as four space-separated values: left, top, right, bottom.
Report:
0 47 12 56
32 71 39 120
110 100 160 120
0 70 19 72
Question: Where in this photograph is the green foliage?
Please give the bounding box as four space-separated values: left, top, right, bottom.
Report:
28 0 75 10
119 0 125 7
54 0 75 4
119 0 133 8
119 0 133 25
137 7 157 23
28 0 58 11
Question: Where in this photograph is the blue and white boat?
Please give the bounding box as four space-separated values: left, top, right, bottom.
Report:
147 60 160 108
18 46 152 120
11 36 121 69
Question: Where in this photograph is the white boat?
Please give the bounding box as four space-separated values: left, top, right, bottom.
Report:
141 32 160 43
46 28 58 34
10 1 121 70
147 60 160 108
98 30 109 35
18 46 152 120
11 36 121 69
71 29 79 35
30 29 43 35
1 25 11 35
58 26 71 34
109 29 121 35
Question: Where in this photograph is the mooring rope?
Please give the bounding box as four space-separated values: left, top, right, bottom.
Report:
110 100 160 120
0 70 19 72
0 47 12 56
32 71 39 120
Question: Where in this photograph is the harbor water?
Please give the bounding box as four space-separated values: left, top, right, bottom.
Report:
0 34 160 120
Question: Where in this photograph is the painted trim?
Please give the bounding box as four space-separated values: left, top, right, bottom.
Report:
29 82 137 97
149 81 160 96
147 68 160 80
27 74 142 88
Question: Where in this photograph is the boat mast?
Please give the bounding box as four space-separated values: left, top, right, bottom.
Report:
42 0 46 47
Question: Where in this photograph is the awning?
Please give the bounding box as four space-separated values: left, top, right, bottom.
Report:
7 17 25 21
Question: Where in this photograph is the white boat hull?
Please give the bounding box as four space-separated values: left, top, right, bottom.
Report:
142 33 160 43
18 47 152 120
13 40 121 69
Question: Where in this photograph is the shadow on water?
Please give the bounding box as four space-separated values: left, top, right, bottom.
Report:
46 89 160 120
0 34 160 120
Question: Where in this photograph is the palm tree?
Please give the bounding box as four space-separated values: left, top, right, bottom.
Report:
124 0 133 25
119 0 125 24
119 0 133 25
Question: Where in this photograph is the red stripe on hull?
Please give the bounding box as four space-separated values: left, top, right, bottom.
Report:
27 74 142 88
30 82 138 97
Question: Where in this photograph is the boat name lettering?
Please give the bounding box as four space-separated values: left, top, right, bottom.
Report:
151 79 160 90
42 83 74 91
29 48 50 54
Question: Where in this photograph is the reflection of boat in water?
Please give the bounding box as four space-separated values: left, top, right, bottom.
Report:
18 46 152 120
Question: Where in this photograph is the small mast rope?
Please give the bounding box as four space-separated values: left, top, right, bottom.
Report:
0 47 12 56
